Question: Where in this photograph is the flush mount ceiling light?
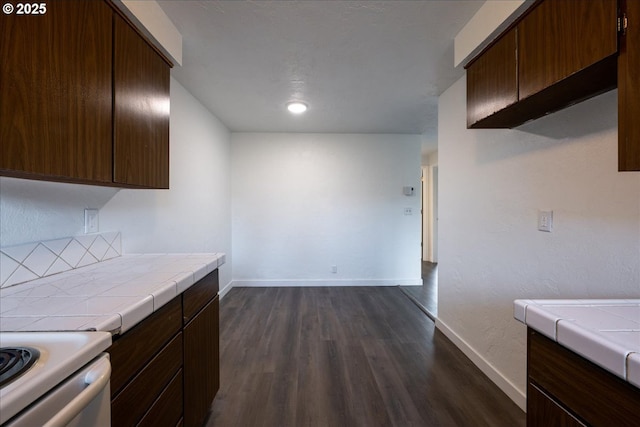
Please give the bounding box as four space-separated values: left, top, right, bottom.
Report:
286 101 308 114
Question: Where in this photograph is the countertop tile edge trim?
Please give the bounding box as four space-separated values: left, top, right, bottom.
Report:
514 299 640 388
556 318 629 380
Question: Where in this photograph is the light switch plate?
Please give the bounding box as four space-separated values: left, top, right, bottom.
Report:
538 210 553 232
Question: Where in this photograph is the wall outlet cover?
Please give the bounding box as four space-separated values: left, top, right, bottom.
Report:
85 209 99 234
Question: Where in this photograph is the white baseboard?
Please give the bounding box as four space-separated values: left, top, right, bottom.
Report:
230 278 422 288
219 280 234 299
435 318 526 411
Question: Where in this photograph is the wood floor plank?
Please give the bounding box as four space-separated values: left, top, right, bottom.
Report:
362 338 435 426
206 287 525 427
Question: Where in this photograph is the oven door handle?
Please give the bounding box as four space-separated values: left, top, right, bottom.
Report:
42 355 111 427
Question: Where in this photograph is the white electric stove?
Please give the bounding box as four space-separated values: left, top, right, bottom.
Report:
0 331 112 426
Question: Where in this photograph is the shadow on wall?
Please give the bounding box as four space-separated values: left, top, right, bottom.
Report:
475 90 617 165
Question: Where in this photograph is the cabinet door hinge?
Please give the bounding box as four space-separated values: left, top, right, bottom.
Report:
618 13 628 36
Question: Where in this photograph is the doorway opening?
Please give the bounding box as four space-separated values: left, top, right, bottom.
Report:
400 165 438 319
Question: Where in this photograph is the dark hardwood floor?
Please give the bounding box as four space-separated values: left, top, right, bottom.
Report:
207 286 524 427
400 261 438 319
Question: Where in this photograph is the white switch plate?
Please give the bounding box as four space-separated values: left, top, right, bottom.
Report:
538 210 553 232
85 209 99 234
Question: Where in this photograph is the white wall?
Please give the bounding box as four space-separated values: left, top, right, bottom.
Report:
437 77 640 409
0 178 118 246
231 133 422 286
0 77 233 291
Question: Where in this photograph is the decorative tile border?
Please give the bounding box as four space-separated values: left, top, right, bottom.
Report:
0 232 121 288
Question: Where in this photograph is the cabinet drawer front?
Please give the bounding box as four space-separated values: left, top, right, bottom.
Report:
109 296 182 395
138 369 184 427
527 382 587 427
112 332 183 426
528 329 640 427
183 269 219 323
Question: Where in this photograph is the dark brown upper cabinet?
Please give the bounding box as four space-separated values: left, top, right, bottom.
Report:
618 0 640 171
0 0 113 183
467 0 618 130
467 28 518 128
114 14 170 189
0 0 172 187
467 0 638 172
518 0 618 100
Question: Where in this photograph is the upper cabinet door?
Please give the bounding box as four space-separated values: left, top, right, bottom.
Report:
619 0 640 171
0 0 113 183
466 28 518 128
113 14 170 189
518 0 618 100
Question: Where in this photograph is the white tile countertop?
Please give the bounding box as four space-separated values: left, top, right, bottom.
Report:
0 253 225 335
514 299 640 388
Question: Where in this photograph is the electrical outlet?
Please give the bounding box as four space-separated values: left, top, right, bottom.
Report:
538 210 553 232
331 265 338 274
404 207 413 215
85 209 99 234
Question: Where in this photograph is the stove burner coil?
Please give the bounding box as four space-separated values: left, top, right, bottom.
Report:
0 347 40 388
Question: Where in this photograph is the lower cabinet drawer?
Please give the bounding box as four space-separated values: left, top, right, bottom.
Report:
111 332 183 426
138 369 184 427
109 297 182 396
183 269 218 323
527 382 587 427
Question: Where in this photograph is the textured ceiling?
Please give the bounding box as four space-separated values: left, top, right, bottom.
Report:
157 0 483 136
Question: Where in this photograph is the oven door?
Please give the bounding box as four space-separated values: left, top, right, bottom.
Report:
5 353 111 427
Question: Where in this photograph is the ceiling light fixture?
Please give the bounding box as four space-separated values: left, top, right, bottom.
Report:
286 101 308 114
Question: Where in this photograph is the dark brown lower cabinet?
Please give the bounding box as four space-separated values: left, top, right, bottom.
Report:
183 296 220 427
138 369 184 427
527 382 586 427
182 270 220 427
111 333 183 426
527 328 640 427
109 269 220 427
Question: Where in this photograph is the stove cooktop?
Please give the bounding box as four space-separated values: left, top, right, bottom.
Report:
0 347 40 388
